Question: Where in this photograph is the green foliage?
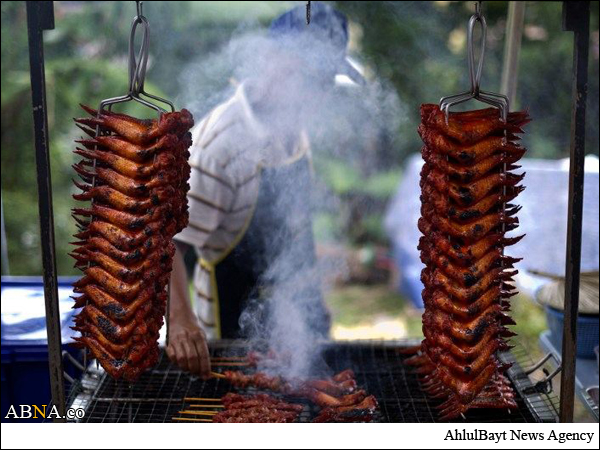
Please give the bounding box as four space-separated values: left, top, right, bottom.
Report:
316 156 401 198
361 171 402 199
1 1 598 275
316 157 362 195
1 1 288 275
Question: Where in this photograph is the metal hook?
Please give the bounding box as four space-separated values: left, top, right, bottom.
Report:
467 12 486 96
95 0 169 115
81 2 175 377
135 21 175 112
439 0 508 121
306 1 311 25
126 3 174 112
128 15 149 97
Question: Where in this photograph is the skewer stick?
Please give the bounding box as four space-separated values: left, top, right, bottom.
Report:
184 397 222 402
189 404 225 409
211 356 246 361
210 362 250 367
211 371 226 379
172 417 212 422
179 410 219 416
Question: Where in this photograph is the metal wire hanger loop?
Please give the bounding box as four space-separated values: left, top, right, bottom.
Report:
82 1 176 373
127 12 149 97
98 1 171 115
468 1 485 96
439 1 509 121
132 2 175 112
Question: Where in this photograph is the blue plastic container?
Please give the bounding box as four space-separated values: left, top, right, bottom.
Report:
1 277 80 422
545 306 600 359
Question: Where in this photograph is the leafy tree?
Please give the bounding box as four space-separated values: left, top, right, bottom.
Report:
1 1 598 274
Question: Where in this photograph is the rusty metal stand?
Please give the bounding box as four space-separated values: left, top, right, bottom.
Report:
26 0 66 422
560 0 590 423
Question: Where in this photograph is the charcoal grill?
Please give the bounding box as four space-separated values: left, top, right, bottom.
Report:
25 1 591 423
63 340 558 423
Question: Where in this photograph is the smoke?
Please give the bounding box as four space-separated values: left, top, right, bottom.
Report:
179 19 402 379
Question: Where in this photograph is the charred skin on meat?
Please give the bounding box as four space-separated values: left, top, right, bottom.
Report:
412 104 528 419
70 104 193 381
208 393 303 423
217 371 375 422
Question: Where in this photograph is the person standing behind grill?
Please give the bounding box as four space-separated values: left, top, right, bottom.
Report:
166 3 363 378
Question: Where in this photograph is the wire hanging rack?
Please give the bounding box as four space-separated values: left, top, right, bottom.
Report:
439 1 509 121
96 1 174 115
81 0 175 373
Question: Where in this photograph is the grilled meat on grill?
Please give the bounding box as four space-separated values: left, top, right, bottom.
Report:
220 369 355 394
312 395 378 423
70 104 193 382
221 393 280 408
220 393 303 412
409 104 528 420
217 371 375 422
212 407 300 423
219 370 370 410
209 393 303 423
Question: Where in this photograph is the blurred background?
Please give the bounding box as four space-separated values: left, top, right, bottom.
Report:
1 1 598 356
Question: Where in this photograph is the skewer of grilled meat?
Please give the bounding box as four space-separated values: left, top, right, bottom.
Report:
210 393 303 423
221 393 304 413
70 104 193 381
313 395 379 423
217 381 374 422
212 407 300 423
219 370 365 408
409 104 528 420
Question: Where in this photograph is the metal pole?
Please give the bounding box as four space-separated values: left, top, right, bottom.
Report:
26 0 66 422
1 192 9 275
560 0 590 423
500 1 525 107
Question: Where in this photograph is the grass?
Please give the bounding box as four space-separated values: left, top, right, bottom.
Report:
509 293 548 361
325 284 422 339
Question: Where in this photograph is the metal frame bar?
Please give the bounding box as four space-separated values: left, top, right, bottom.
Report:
23 0 592 424
1 193 9 275
25 0 66 423
560 0 590 423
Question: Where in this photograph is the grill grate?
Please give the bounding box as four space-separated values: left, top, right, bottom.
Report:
65 340 558 423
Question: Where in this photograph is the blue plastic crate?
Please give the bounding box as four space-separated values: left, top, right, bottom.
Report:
1 277 80 422
545 306 599 359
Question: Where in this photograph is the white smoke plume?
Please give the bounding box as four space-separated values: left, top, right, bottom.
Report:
179 17 403 379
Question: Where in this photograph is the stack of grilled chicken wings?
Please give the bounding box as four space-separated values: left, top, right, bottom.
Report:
70 105 193 381
410 104 529 420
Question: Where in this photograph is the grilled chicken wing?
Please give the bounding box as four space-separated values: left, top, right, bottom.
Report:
410 104 528 419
